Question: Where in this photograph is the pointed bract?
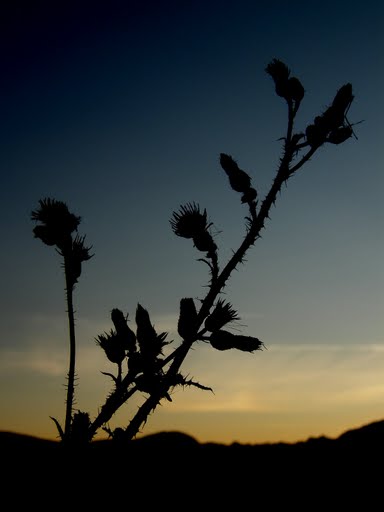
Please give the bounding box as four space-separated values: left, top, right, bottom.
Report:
178 298 199 340
111 308 137 352
136 304 168 359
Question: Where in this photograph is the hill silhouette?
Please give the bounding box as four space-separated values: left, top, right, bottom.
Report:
2 420 382 506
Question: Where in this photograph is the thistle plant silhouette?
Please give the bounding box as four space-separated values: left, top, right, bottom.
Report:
31 59 357 445
30 199 93 443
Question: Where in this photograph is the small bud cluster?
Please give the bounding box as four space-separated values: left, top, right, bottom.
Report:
96 305 170 399
306 83 355 147
265 59 356 150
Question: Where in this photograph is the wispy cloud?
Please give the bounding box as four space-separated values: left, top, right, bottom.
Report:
0 348 68 376
168 342 384 414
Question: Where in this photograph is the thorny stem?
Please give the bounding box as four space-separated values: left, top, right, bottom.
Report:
64 257 76 439
93 104 322 442
89 384 137 439
286 102 295 145
289 146 317 175
122 111 323 442
124 340 193 441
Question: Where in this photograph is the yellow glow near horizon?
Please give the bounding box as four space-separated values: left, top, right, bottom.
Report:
1 341 384 444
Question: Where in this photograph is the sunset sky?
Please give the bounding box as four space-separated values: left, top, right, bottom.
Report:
0 1 383 445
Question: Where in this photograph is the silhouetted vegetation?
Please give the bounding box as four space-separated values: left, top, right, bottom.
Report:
1 419 382 505
31 59 357 446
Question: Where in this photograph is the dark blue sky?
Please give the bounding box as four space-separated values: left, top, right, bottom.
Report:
1 0 383 443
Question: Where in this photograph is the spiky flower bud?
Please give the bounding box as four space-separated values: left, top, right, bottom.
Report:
306 83 355 147
204 299 240 332
332 83 354 113
170 203 217 257
136 304 168 360
266 59 304 111
136 303 158 347
31 198 81 251
210 329 263 353
170 203 210 239
219 153 252 193
178 298 199 340
111 308 137 353
219 153 241 174
67 234 93 285
96 330 126 364
265 59 291 98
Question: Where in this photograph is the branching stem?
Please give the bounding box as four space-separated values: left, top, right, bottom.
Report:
121 104 322 441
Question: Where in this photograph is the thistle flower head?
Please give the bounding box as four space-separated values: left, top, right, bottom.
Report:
266 59 304 110
170 202 210 239
265 59 290 83
204 299 240 332
31 198 81 249
96 330 126 364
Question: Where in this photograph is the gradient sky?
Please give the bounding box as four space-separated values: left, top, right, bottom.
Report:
0 0 383 444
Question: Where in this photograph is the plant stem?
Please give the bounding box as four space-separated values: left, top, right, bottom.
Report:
124 340 192 441
123 149 303 441
95 107 322 442
89 385 137 439
64 257 76 440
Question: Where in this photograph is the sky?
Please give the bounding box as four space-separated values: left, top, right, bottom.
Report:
0 0 383 445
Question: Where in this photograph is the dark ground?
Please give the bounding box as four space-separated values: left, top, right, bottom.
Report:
2 419 383 508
